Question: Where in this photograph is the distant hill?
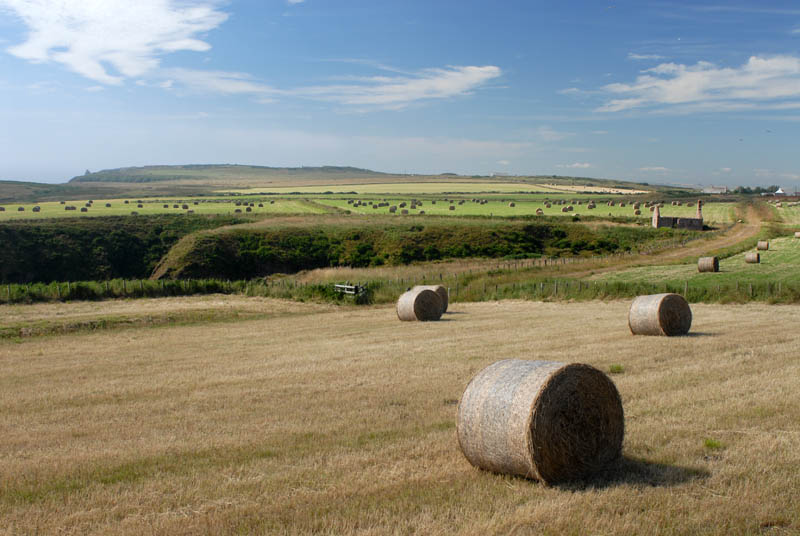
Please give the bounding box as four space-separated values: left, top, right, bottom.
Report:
70 165 387 183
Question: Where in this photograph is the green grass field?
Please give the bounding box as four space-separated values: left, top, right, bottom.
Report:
314 197 736 222
593 236 800 285
0 198 330 221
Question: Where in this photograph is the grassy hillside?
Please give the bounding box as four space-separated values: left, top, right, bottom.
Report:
152 216 701 280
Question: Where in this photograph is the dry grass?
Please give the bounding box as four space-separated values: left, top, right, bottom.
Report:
1 299 800 534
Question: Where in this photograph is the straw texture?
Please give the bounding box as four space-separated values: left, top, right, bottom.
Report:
757 241 769 251
396 288 443 321
745 252 760 264
697 256 719 273
457 359 624 484
628 293 692 336
414 285 448 314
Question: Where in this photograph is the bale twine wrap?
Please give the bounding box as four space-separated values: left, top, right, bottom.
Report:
628 293 692 336
745 252 760 264
413 284 448 313
457 359 624 484
757 240 769 251
698 256 719 273
396 288 443 321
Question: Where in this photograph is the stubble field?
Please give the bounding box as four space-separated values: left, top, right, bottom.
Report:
1 296 799 535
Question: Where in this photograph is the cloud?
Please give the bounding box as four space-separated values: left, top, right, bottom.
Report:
557 162 592 169
163 68 275 95
599 55 800 113
496 160 510 166
720 167 732 173
0 0 227 84
292 65 501 109
639 166 669 172
627 53 665 61
287 0 305 3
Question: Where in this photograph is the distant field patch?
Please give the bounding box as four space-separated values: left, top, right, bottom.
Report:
221 182 596 194
539 183 649 194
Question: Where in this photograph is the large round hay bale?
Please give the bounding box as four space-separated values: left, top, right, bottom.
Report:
757 240 769 251
628 293 692 336
396 288 443 321
457 359 624 484
414 285 448 313
698 256 719 273
795 232 800 239
745 252 760 264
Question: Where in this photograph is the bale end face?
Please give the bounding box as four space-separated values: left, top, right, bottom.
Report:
413 285 448 314
745 252 760 264
698 256 719 273
757 241 769 251
457 360 624 484
396 288 443 321
628 293 692 336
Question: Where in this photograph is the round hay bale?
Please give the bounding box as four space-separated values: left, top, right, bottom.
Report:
508 202 515 207
396 288 442 321
414 285 448 313
535 208 544 215
794 232 800 239
457 359 624 484
628 293 692 336
745 252 760 264
449 205 455 211
634 209 641 215
697 256 719 273
756 240 769 251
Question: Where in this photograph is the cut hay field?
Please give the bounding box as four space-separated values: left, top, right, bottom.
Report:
593 235 800 285
222 181 649 195
0 198 330 221
1 297 799 535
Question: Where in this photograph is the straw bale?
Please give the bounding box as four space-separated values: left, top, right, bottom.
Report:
745 252 760 264
414 285 448 313
794 232 800 239
396 288 443 321
628 293 692 336
697 256 719 273
756 240 769 251
457 359 624 484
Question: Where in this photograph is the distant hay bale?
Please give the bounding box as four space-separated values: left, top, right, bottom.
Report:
414 284 448 313
137 204 143 208
634 209 641 215
745 252 760 264
396 288 443 321
32 206 41 212
173 204 179 208
401 209 409 215
0 207 4 212
18 207 24 211
270 200 275 204
234 209 242 213
457 359 624 484
163 204 169 208
698 256 719 273
536 208 544 215
258 203 264 207
756 240 769 251
246 207 252 212
795 232 800 238
105 203 111 207
449 205 455 211
509 202 515 207
628 293 692 336
182 204 189 210
80 207 87 212
545 203 552 208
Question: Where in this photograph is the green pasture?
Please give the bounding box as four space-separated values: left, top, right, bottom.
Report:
0 198 328 221
772 203 800 224
593 236 800 285
315 197 736 222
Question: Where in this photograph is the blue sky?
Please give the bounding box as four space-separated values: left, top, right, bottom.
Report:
1 1 800 187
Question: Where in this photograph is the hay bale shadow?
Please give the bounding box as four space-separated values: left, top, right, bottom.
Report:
555 455 709 490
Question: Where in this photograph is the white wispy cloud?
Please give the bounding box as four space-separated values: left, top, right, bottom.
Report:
557 163 592 169
162 68 275 95
639 166 669 172
599 55 800 113
292 65 501 109
287 0 305 4
627 53 665 61
0 0 227 84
